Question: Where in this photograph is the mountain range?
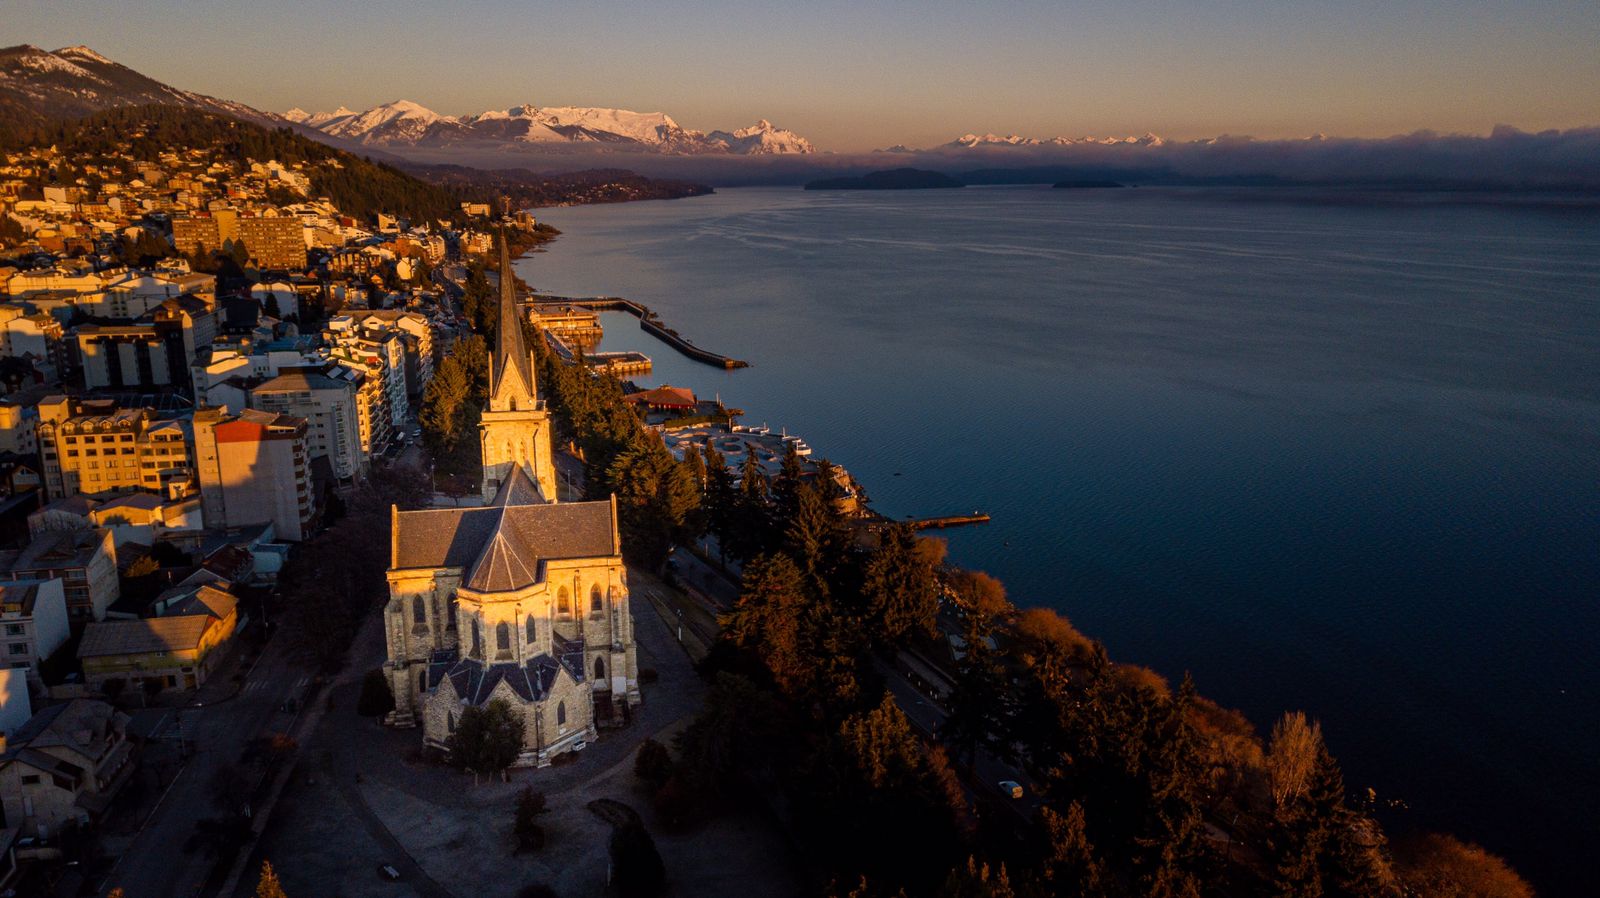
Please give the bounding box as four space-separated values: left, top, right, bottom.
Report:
283 100 816 155
0 43 278 132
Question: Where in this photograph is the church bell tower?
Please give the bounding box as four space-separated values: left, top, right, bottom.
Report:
479 229 558 502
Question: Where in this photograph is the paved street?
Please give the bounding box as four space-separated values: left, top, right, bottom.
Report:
100 627 316 898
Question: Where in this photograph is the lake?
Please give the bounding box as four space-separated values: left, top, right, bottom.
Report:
517 186 1600 893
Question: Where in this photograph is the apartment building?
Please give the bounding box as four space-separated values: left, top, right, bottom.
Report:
35 398 195 501
248 367 365 480
192 407 314 541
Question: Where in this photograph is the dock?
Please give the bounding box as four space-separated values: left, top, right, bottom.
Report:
906 513 991 530
530 295 750 370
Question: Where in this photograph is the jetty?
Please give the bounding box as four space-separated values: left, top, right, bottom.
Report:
531 295 749 370
906 512 991 530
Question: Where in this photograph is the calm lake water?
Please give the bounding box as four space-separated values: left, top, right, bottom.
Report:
518 186 1600 893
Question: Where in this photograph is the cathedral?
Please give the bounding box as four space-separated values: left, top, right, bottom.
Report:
381 232 641 766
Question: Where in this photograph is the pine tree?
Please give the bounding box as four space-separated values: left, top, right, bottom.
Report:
256 861 288 898
862 523 941 646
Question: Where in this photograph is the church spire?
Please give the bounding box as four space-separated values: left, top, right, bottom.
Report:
489 228 537 411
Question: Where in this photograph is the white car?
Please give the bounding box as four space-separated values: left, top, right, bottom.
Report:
998 780 1024 799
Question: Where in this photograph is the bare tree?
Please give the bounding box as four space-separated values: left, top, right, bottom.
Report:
1265 711 1323 814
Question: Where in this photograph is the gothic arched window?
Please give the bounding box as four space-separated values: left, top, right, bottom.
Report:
447 599 457 629
526 616 537 643
470 620 482 658
557 587 571 616
412 595 425 624
448 712 456 733
496 622 511 655
590 584 603 615
594 656 606 682
556 701 567 727
418 669 427 694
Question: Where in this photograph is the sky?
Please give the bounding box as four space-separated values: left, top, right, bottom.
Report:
9 0 1600 152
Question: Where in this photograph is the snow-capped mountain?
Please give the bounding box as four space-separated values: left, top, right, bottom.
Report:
286 100 816 155
0 43 278 129
706 119 814 155
939 132 1166 150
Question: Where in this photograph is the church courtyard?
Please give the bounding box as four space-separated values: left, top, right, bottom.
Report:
242 575 802 898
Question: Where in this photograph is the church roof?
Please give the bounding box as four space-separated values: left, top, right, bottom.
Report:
391 497 617 587
429 647 584 706
490 229 537 408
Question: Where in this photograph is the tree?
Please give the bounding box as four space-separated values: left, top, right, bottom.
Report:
635 738 672 790
770 439 805 530
723 554 815 698
700 443 736 561
1037 803 1103 896
419 354 471 457
449 699 524 783
941 570 1012 769
514 786 549 853
607 432 700 570
1393 833 1532 898
609 822 666 897
357 668 396 717
1266 711 1324 815
862 523 941 646
783 481 851 600
256 860 288 898
940 857 1014 898
725 451 773 561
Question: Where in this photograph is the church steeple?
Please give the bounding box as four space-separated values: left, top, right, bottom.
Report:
478 227 557 504
489 229 537 412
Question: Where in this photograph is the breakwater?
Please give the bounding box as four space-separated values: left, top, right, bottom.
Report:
531 294 749 369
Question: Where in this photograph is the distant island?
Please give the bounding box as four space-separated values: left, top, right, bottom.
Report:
1053 179 1126 189
805 167 965 190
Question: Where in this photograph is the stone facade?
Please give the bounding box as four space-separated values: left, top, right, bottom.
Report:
380 231 639 767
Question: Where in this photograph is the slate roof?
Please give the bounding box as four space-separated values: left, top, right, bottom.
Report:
391 472 617 590
434 654 570 706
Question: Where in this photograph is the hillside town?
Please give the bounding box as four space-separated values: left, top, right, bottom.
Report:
0 123 565 892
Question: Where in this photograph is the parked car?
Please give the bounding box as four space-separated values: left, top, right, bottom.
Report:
998 779 1024 799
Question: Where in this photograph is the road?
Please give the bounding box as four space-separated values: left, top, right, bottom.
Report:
101 627 314 898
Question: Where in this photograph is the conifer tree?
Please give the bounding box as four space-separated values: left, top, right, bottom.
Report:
256 861 288 898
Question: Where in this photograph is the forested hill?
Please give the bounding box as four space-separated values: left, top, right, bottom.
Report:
398 163 713 209
12 104 467 223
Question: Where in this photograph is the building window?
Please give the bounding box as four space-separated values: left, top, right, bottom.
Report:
20 774 39 785
448 712 456 733
525 616 536 644
590 584 603 615
470 620 482 659
446 599 456 629
557 587 570 616
7 643 26 655
495 621 510 655
594 656 606 682
419 669 427 694
412 595 425 625
4 624 22 636
556 701 566 727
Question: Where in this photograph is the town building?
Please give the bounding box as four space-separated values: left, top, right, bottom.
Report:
0 579 69 687
192 407 314 541
0 699 134 838
35 398 195 501
249 367 365 481
78 583 238 691
238 215 306 269
0 528 120 624
382 233 639 767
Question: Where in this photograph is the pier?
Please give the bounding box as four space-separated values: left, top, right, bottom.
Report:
531 295 750 369
905 512 991 530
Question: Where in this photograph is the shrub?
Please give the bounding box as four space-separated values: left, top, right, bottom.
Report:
634 738 672 790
